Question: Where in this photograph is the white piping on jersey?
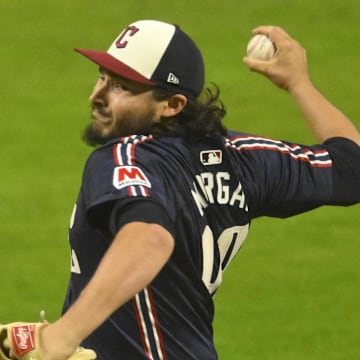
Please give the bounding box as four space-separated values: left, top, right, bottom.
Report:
114 135 153 166
227 135 333 168
113 136 153 197
134 288 166 360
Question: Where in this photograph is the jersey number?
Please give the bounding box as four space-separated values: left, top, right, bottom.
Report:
202 225 249 294
71 249 81 274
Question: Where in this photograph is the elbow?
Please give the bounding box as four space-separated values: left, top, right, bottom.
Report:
147 223 175 262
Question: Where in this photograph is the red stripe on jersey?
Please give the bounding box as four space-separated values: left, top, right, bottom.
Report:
112 136 153 197
147 288 167 360
113 135 153 166
113 144 121 166
227 136 333 168
129 142 136 165
141 186 150 197
133 288 167 360
128 186 136 196
133 296 152 359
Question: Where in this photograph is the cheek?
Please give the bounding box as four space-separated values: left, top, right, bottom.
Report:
110 94 160 135
117 108 157 135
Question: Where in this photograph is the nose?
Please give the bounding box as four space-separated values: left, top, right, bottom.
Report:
89 79 108 105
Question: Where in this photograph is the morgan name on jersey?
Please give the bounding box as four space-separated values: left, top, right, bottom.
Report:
191 171 248 216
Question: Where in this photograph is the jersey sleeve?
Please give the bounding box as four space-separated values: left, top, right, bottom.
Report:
323 137 360 203
80 137 175 231
108 199 174 236
228 134 360 218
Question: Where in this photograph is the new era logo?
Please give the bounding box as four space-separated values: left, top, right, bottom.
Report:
200 150 222 165
113 166 151 190
167 72 179 85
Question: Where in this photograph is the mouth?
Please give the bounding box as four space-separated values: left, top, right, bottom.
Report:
91 108 112 125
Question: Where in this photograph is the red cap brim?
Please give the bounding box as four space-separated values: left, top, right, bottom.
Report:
75 48 156 86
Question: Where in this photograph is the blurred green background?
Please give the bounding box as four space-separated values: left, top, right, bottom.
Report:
1 1 359 359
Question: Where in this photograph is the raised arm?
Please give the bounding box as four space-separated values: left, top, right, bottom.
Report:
243 26 360 146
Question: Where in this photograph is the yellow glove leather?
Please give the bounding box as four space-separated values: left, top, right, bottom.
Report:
0 322 96 360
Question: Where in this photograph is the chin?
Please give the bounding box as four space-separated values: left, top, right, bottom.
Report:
82 124 111 147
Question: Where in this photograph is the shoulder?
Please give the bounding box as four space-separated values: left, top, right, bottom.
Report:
83 135 192 188
85 135 160 168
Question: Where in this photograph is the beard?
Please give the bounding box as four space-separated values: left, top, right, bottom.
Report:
82 122 113 147
83 109 158 147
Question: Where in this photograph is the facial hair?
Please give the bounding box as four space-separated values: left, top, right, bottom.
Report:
82 122 109 147
82 108 158 147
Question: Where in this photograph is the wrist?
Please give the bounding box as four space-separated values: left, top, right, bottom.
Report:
287 76 313 95
39 323 79 360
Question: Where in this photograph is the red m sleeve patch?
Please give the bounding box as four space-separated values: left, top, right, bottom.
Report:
113 166 152 190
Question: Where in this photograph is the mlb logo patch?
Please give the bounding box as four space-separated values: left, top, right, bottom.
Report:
113 166 151 190
200 150 222 165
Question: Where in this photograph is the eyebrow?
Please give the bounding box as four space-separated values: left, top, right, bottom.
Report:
98 67 153 93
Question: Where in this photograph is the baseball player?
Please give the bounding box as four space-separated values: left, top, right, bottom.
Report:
1 20 360 360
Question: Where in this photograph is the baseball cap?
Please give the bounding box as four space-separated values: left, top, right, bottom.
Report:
75 19 205 99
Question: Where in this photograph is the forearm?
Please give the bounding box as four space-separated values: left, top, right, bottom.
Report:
289 79 360 145
244 26 360 147
40 222 174 358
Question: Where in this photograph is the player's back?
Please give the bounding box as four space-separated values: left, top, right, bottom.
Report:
66 133 252 360
110 134 251 359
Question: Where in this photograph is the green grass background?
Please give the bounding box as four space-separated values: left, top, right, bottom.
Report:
1 1 360 359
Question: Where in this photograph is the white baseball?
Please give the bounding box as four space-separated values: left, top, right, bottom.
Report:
246 34 275 60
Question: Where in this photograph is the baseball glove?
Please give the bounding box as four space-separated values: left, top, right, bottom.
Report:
0 312 96 360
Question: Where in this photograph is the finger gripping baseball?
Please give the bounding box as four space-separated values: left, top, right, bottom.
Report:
0 322 96 360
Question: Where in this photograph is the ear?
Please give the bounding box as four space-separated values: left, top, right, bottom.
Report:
161 94 187 117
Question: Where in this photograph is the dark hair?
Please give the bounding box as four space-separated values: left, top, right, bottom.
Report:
150 85 227 140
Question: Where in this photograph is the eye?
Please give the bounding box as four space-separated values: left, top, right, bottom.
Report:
114 82 130 92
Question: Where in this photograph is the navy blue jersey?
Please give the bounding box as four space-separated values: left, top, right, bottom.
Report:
63 132 360 360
